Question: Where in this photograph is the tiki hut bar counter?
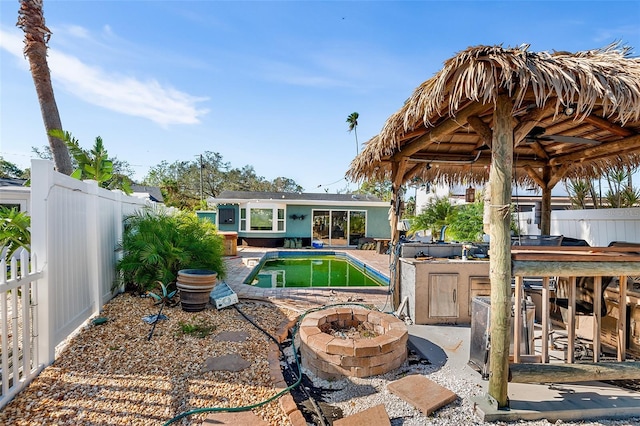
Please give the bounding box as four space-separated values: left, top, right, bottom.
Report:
346 43 640 413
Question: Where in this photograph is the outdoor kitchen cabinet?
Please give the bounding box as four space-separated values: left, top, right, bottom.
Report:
399 258 490 324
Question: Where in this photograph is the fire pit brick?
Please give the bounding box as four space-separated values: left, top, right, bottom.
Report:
300 307 408 379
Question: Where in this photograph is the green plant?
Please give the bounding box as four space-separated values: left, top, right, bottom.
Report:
115 207 226 293
147 280 178 307
48 129 132 194
178 318 216 338
0 207 31 261
447 202 484 242
145 280 178 341
410 196 456 240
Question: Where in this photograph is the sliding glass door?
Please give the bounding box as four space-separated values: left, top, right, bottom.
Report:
312 209 366 246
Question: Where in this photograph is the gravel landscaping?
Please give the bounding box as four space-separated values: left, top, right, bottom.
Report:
0 294 297 426
3 292 640 426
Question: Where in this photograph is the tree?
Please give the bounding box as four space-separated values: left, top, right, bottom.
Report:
447 202 484 242
143 153 304 210
0 157 27 179
354 179 392 202
49 129 132 193
346 112 359 155
17 0 72 175
410 196 456 241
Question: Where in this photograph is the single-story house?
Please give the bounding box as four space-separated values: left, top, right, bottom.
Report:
0 178 30 212
207 191 392 248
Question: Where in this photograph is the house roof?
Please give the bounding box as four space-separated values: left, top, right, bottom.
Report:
130 184 164 203
347 43 640 188
211 191 387 207
0 178 28 187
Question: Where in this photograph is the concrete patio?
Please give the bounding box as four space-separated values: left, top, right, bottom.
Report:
220 246 640 424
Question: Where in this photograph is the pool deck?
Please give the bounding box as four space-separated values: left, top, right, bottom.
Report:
221 246 640 424
221 246 393 312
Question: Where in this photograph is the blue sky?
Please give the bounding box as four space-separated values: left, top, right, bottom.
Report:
1 1 639 192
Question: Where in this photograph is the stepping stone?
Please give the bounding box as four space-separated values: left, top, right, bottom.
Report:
387 375 457 416
334 404 390 426
201 353 251 373
202 410 268 425
214 331 250 342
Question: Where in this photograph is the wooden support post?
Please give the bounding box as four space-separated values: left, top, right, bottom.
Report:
487 94 514 408
513 276 523 363
540 170 552 235
542 276 550 363
593 276 602 363
567 276 576 363
618 275 628 361
509 361 640 383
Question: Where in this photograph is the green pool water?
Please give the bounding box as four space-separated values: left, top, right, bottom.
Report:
250 256 387 288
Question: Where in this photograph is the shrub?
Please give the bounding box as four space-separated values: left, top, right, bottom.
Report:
0 207 31 261
116 207 226 293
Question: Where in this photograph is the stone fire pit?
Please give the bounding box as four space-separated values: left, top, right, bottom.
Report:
299 307 408 380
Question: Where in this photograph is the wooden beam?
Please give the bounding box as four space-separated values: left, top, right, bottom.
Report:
487 94 514 408
583 114 635 137
548 164 570 189
403 163 427 183
550 134 640 166
509 361 640 383
528 140 550 160
391 101 488 161
468 115 493 150
514 104 553 147
523 165 545 189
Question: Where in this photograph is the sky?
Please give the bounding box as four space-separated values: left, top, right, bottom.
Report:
1 1 639 193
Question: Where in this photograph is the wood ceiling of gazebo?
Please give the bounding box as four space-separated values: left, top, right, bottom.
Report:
347 44 640 188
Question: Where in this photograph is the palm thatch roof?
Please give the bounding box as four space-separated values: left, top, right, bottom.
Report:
347 43 640 187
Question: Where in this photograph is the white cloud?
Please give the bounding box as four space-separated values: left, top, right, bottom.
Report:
0 26 208 127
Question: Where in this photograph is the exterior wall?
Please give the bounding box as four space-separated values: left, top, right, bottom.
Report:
196 210 217 226
0 187 31 212
210 201 391 246
365 206 392 238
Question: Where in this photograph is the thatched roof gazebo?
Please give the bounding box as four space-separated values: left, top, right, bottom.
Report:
347 43 640 409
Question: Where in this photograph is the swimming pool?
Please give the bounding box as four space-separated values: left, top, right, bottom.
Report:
244 251 389 288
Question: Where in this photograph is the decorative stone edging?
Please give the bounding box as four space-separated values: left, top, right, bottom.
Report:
270 317 307 426
299 307 408 380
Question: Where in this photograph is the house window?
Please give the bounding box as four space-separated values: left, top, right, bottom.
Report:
219 207 235 224
243 204 285 232
240 208 246 231
250 208 273 231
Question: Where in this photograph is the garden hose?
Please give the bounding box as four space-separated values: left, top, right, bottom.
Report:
162 302 384 425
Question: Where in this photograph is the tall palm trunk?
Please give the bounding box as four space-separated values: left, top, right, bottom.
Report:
17 0 72 175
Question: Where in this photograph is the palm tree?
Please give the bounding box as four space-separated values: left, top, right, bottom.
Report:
17 0 72 175
346 112 359 155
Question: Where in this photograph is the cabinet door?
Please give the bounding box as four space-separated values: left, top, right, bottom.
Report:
429 274 458 317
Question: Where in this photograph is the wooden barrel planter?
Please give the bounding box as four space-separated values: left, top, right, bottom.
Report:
176 269 218 312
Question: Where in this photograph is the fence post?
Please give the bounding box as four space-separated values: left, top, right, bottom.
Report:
30 159 55 366
85 180 101 316
113 190 124 294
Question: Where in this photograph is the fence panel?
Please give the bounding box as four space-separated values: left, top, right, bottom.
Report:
30 159 149 368
551 208 640 246
0 250 43 409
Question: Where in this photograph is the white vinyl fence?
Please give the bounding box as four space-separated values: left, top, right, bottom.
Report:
0 159 150 408
515 208 640 246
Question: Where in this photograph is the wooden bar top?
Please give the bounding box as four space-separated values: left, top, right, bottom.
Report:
511 246 640 262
